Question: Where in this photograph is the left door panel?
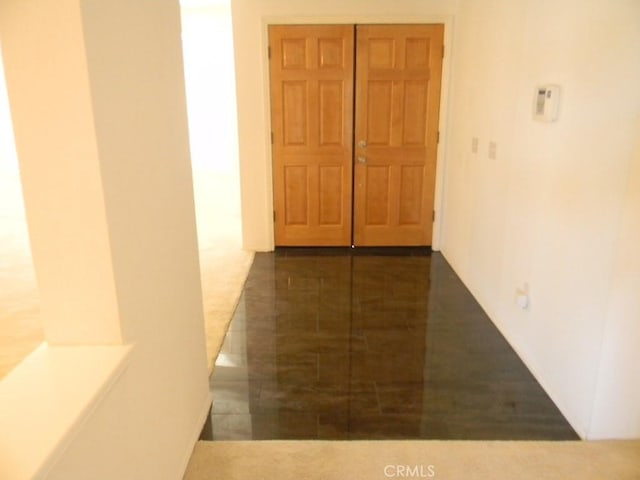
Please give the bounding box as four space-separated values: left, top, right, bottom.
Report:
269 25 355 246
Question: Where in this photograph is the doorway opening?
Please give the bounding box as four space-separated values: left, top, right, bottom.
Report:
180 0 254 368
0 2 250 377
180 0 242 252
0 45 43 379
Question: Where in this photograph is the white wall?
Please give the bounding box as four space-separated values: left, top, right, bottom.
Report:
230 0 459 251
180 2 244 250
0 0 210 477
440 0 640 439
181 2 239 173
1 0 121 345
0 45 34 295
0 49 18 173
589 129 640 438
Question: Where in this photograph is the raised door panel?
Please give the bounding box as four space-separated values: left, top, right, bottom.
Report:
354 24 444 246
270 25 354 246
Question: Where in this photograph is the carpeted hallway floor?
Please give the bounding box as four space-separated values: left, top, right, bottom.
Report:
184 439 640 480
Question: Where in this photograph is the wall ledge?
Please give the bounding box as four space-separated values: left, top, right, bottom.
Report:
0 343 132 480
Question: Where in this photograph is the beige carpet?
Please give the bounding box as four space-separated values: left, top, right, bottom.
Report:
184 439 640 480
192 170 254 374
199 244 253 374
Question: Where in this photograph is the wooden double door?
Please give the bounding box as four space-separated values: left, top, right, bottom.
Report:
269 24 444 246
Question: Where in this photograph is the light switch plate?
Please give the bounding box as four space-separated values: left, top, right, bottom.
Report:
471 137 479 154
488 141 497 159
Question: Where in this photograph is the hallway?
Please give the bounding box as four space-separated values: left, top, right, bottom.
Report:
207 249 578 440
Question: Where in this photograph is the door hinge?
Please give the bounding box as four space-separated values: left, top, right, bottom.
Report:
432 210 436 222
273 210 276 222
268 46 271 59
271 132 274 144
442 45 445 58
437 131 440 144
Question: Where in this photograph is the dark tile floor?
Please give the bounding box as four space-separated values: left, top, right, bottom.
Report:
204 248 578 440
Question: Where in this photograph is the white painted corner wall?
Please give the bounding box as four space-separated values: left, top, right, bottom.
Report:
439 0 640 439
0 0 210 477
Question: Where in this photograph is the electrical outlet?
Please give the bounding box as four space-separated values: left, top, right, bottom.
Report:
516 283 530 310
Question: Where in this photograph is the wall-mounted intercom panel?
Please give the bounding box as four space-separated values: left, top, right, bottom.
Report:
533 85 561 122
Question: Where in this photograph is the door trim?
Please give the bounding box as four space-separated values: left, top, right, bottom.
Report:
258 15 454 251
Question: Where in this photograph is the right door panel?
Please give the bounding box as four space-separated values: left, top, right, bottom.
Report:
353 24 444 246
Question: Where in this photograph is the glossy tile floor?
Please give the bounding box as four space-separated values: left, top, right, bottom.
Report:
206 248 578 441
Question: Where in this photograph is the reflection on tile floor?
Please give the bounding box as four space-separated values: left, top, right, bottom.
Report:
206 249 578 441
